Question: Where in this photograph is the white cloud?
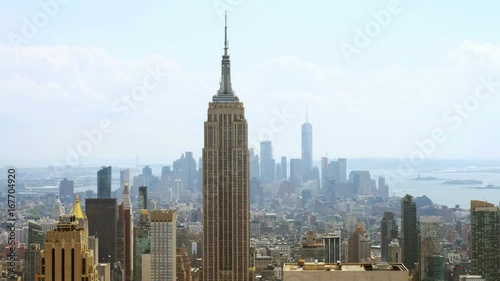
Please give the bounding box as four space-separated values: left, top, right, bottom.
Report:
1 41 500 166
448 40 500 70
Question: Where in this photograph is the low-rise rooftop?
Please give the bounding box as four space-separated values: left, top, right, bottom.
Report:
284 262 408 272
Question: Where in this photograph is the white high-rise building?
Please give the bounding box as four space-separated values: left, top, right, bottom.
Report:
322 232 342 263
150 209 176 281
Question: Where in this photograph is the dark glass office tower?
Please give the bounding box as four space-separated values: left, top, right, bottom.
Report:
470 200 500 280
401 194 418 270
86 198 117 264
381 212 398 262
97 166 112 198
59 178 74 199
28 221 44 247
138 185 148 210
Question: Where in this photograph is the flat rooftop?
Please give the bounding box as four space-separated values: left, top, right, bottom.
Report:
284 262 409 272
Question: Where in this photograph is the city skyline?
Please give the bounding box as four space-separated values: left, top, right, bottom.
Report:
3 3 500 280
2 1 500 167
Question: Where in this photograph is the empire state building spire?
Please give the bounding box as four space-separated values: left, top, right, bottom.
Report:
214 12 238 102
203 13 250 280
224 11 229 57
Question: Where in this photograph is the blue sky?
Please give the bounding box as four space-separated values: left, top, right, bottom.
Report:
1 0 500 166
2 1 498 62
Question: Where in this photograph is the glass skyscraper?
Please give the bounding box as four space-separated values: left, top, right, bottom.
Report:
97 166 112 198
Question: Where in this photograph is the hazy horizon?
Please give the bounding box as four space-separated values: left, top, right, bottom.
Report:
2 1 500 166
5 157 500 170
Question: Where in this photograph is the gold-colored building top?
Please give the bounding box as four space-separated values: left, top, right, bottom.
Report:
72 194 85 219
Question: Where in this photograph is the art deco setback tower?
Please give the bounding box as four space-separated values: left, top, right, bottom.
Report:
203 14 250 281
35 196 97 280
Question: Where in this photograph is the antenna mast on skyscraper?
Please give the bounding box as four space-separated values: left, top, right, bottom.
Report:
224 10 228 56
306 104 308 123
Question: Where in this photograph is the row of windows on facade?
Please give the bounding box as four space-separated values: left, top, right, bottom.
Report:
207 113 245 121
39 248 90 276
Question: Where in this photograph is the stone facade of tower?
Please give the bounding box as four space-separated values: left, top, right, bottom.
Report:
35 196 97 280
202 14 250 281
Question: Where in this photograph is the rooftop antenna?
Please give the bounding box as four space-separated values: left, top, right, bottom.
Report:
224 10 228 56
306 105 308 123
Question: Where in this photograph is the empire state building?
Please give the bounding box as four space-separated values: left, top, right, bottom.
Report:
202 14 250 281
